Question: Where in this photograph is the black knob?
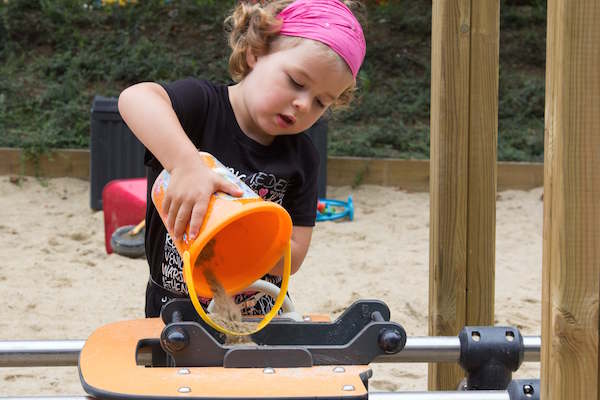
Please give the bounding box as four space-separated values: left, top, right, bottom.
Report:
161 327 189 353
378 329 403 354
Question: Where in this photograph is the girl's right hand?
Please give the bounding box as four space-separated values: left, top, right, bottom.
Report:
161 154 243 241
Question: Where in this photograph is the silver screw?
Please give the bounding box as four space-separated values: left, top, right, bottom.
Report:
506 331 515 342
178 387 191 393
178 368 190 375
342 385 355 391
333 367 346 373
523 384 534 397
263 367 275 374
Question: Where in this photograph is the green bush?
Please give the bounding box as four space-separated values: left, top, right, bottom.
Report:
0 0 546 162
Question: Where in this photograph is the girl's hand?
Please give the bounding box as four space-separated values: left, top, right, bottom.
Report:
161 155 243 241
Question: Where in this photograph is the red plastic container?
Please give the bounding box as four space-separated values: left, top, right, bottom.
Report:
102 178 147 254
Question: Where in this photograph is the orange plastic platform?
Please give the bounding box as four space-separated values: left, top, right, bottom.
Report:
79 318 370 399
102 178 147 254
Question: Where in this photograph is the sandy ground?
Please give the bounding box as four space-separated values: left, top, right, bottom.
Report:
0 175 543 396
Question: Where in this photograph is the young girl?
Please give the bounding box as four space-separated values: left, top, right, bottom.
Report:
118 0 366 317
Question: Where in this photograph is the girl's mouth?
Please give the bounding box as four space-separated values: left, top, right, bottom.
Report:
277 113 295 128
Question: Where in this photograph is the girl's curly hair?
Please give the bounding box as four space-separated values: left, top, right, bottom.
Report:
224 0 366 108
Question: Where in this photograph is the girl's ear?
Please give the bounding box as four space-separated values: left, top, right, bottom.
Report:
245 47 258 69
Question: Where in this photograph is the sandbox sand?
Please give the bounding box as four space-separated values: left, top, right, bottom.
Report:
0 175 543 395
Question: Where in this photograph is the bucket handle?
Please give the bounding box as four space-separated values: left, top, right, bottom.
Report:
182 242 291 336
207 279 296 315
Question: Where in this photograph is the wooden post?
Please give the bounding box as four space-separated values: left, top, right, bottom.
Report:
429 0 499 390
541 1 600 399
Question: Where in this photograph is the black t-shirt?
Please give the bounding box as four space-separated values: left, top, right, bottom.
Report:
143 78 319 310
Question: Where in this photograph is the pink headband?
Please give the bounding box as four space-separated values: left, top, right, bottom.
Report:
277 0 366 78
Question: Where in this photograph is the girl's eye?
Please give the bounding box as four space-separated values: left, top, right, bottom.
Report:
316 99 326 108
288 75 303 88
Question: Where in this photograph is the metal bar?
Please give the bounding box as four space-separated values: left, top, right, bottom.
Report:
0 336 540 368
0 340 84 367
369 392 509 400
522 335 541 362
378 336 461 363
375 335 540 363
0 398 91 400
0 393 510 400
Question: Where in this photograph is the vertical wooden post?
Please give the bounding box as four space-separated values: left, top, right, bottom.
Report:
429 0 499 390
541 1 600 399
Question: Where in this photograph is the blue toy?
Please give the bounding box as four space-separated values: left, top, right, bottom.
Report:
316 196 354 222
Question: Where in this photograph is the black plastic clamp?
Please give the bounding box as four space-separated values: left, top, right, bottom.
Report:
459 326 524 390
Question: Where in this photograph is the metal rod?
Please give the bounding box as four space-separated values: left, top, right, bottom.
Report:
0 398 91 400
0 393 510 400
375 335 540 363
378 336 461 363
369 391 509 400
0 340 84 367
522 335 541 362
0 336 540 368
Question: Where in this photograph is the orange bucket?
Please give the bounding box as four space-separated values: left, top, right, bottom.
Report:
151 152 292 335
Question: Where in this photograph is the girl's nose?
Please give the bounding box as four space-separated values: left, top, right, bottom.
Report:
292 93 311 113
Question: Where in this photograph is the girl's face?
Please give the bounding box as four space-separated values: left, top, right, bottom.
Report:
233 38 354 145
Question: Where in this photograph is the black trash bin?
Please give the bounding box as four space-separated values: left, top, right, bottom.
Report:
89 96 146 210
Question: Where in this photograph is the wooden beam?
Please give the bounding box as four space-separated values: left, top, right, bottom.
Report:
327 157 541 191
428 0 499 390
497 161 543 191
0 149 541 191
327 157 430 191
541 1 600 398
0 148 89 179
465 0 498 328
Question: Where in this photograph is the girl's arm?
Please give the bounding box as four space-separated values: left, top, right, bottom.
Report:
269 225 313 276
118 82 196 172
118 82 242 240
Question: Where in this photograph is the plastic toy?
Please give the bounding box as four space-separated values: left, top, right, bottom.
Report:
316 196 354 222
151 152 292 336
110 220 145 258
